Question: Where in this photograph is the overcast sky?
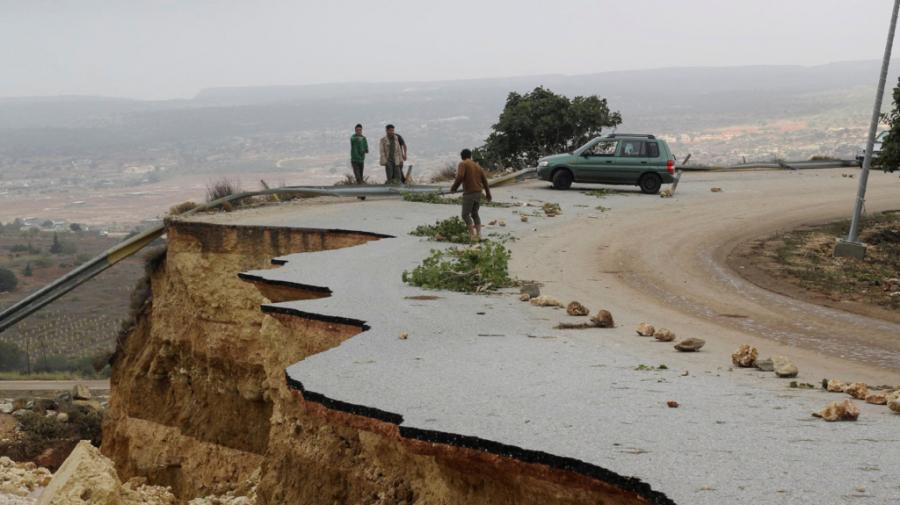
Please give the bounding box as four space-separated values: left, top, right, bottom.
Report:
0 0 896 100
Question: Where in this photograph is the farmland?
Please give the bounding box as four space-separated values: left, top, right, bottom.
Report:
0 229 145 376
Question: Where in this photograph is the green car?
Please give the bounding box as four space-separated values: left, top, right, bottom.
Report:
536 134 676 194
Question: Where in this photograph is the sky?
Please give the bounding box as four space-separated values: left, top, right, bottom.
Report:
0 0 897 100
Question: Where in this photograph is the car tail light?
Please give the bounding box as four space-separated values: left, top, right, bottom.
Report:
666 159 675 174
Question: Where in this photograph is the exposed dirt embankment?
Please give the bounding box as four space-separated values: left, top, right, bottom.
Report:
102 220 658 505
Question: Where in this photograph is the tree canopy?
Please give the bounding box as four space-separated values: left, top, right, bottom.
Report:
878 77 900 173
0 267 18 292
478 87 622 168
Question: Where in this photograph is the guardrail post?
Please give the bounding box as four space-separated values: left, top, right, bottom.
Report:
835 0 900 259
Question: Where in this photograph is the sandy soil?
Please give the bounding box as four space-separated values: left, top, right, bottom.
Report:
510 168 900 385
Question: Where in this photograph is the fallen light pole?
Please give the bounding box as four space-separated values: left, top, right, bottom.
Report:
834 0 900 259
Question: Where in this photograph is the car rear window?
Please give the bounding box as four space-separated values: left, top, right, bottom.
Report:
645 142 660 158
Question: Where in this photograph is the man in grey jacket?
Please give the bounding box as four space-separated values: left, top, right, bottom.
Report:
379 124 406 184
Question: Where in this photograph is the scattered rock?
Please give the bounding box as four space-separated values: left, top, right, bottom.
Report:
653 328 676 342
0 455 52 497
659 189 673 198
674 338 705 352
498 220 507 227
488 220 498 226
666 400 679 408
519 283 541 299
772 356 798 378
825 379 846 392
520 215 528 222
566 301 590 316
710 187 723 192
636 323 655 337
755 358 774 372
37 441 122 505
889 397 900 413
845 382 869 400
591 310 615 328
530 295 562 307
813 400 860 422
518 293 531 302
398 332 408 340
865 392 887 405
72 384 92 401
883 278 900 292
0 402 13 415
72 399 103 412
887 390 900 403
731 344 758 368
56 412 69 423
789 381 816 389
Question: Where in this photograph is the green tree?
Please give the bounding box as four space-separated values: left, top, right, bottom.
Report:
879 76 900 173
0 342 27 372
49 233 63 254
0 267 18 292
479 87 622 168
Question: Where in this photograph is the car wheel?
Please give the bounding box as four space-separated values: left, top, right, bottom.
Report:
639 173 662 194
552 169 573 190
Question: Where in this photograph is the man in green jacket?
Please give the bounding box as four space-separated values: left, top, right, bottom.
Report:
350 124 369 184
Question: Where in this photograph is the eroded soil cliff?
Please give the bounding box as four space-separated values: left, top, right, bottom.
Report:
102 219 662 505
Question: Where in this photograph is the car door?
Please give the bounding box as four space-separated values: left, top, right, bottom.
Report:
619 140 665 182
572 139 618 182
615 139 650 183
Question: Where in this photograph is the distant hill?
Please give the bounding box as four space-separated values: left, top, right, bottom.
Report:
0 59 896 163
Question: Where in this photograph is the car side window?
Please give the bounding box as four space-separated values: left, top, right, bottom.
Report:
621 140 643 157
645 142 660 158
588 140 618 156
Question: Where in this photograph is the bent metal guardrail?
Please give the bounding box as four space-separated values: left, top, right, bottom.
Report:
0 185 432 334
0 170 538 334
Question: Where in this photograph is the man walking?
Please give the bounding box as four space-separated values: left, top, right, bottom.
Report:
379 124 405 184
350 124 368 184
450 149 492 241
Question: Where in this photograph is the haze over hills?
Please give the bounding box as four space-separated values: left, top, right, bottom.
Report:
1 59 897 222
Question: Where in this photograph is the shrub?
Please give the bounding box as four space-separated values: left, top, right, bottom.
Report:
22 262 33 276
0 341 27 372
169 201 198 216
410 217 471 243
206 178 241 203
402 241 514 292
9 243 39 254
49 233 62 254
0 267 18 292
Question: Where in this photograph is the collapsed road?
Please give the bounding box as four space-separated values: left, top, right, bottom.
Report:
5 167 899 504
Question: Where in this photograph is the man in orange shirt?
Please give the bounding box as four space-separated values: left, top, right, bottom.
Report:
450 149 492 241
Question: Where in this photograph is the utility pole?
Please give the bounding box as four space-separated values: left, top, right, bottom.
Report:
835 0 900 258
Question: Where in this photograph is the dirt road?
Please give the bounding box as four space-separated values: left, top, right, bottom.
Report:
0 380 109 395
510 168 900 384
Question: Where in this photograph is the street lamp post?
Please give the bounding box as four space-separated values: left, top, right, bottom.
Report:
834 0 900 259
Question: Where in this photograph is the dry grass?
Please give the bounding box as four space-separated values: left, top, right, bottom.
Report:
768 211 900 310
430 163 459 183
333 174 370 186
206 178 241 203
